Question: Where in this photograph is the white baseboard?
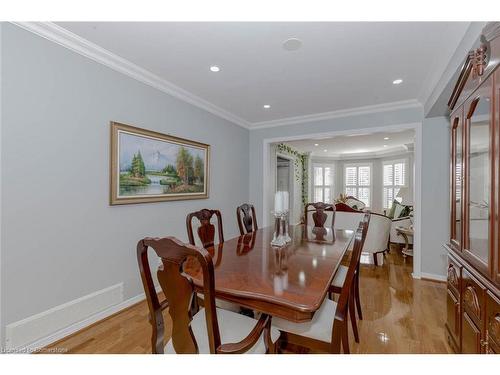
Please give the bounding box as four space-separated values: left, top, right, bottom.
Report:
5 283 161 353
415 272 447 282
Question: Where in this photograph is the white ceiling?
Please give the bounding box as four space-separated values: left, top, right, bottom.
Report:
282 129 415 158
55 22 471 127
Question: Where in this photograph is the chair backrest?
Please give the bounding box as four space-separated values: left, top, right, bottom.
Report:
186 209 224 249
335 210 388 254
137 236 221 354
334 220 368 322
304 202 336 229
236 203 258 235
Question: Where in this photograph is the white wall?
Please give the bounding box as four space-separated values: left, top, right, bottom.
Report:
0 24 249 346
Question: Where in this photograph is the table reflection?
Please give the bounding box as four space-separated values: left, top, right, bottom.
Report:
304 225 336 244
273 246 289 295
236 232 257 255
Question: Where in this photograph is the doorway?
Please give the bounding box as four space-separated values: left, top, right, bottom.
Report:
276 155 294 221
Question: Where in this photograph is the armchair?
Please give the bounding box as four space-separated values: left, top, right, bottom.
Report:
334 204 391 266
386 200 413 248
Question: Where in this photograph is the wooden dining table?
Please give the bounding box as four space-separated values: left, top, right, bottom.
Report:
183 224 354 323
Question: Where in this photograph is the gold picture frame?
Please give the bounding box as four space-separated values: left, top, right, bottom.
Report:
110 121 210 205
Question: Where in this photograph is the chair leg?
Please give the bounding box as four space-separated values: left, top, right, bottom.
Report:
373 253 378 266
354 272 363 320
341 320 350 354
349 285 359 343
331 325 342 354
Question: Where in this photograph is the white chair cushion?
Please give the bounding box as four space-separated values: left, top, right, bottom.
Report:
165 307 280 354
272 299 337 343
331 265 348 289
197 293 242 313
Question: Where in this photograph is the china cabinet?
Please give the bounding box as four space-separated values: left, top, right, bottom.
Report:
445 22 500 354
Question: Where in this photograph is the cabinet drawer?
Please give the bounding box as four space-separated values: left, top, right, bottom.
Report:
447 257 462 297
462 269 486 326
486 291 500 352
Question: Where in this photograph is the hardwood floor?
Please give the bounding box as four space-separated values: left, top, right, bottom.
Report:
44 246 451 354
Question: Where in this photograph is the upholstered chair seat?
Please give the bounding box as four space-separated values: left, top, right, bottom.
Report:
331 265 348 289
272 299 337 343
165 307 280 354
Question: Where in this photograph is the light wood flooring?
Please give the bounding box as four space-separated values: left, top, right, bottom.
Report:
44 247 451 354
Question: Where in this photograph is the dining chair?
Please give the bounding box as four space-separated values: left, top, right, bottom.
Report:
186 208 241 314
137 236 280 353
186 209 224 249
304 202 336 230
236 203 258 235
328 212 370 344
271 221 366 354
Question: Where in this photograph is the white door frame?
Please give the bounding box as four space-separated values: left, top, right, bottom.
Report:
262 121 423 278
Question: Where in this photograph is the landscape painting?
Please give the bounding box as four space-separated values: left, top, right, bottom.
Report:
110 122 209 205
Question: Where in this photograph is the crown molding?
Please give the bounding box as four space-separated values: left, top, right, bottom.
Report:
11 22 251 129
250 99 422 130
11 22 423 132
309 147 413 161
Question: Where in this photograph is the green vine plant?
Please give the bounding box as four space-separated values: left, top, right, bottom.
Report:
276 143 309 207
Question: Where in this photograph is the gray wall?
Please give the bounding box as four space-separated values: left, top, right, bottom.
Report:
0 24 249 343
420 116 450 277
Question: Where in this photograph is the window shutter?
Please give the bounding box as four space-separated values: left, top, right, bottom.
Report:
394 162 405 186
358 166 370 186
345 167 357 186
383 164 393 186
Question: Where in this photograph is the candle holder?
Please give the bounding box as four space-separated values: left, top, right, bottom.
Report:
282 211 292 244
271 212 286 247
271 210 292 247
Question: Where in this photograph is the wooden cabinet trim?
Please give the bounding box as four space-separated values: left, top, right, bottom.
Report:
462 269 487 328
447 259 461 297
462 310 482 353
486 291 500 348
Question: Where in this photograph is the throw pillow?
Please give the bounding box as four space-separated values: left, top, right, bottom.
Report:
387 200 398 219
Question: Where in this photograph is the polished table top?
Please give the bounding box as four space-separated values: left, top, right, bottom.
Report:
184 225 354 322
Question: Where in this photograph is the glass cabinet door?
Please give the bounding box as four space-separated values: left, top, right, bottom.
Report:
451 110 463 250
464 77 492 270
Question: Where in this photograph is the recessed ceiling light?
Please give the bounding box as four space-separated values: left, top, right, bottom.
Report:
384 137 390 140
263 104 271 109
209 65 220 72
323 149 328 152
383 145 388 148
392 79 403 85
314 143 319 147
283 38 302 51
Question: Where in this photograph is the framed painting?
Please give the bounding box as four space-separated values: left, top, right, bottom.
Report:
110 122 210 205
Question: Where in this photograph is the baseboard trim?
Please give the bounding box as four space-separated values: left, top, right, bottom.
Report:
416 272 447 283
6 285 161 353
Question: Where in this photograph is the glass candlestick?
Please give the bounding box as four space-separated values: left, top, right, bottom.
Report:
282 211 292 243
271 212 286 247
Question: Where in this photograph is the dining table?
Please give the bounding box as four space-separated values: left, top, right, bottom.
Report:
183 224 354 323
